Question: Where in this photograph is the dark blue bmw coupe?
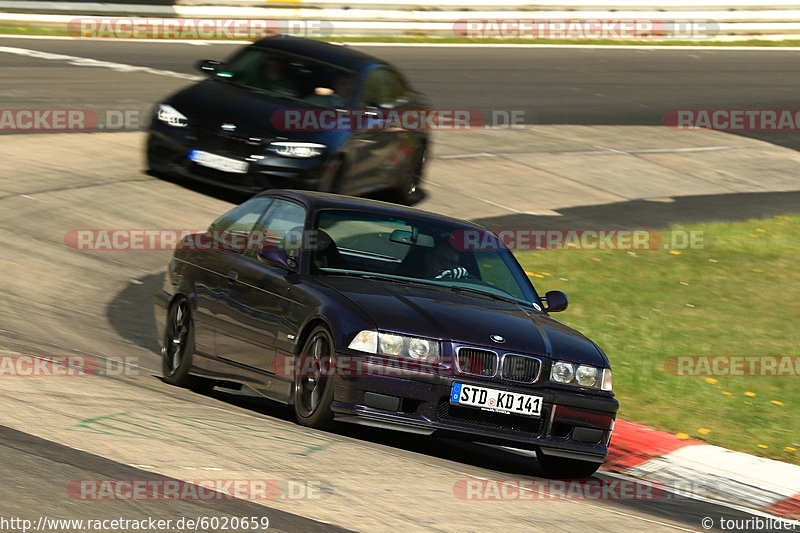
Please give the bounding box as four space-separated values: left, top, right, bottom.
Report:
154 190 618 478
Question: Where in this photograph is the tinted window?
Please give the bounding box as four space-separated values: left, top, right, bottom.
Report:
216 48 355 107
361 68 404 108
247 199 307 261
208 197 273 252
312 210 538 305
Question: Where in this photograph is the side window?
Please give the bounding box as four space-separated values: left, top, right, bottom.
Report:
208 197 273 253
361 68 403 108
247 199 307 262
386 69 409 101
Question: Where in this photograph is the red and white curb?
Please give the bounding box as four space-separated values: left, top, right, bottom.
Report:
605 420 800 520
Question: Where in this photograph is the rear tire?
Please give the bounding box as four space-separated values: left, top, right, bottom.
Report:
293 326 336 429
162 296 215 393
537 453 601 479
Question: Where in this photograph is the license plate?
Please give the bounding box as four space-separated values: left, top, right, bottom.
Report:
189 150 248 174
450 382 542 417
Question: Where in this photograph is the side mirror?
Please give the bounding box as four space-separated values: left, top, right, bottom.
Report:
196 59 222 76
258 246 297 272
542 290 568 313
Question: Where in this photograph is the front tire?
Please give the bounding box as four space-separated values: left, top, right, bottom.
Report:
293 326 336 429
537 453 601 479
392 146 425 205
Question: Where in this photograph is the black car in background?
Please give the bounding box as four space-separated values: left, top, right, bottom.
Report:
154 190 619 478
147 36 430 204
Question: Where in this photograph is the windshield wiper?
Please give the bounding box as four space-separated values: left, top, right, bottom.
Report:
326 271 440 288
449 285 519 304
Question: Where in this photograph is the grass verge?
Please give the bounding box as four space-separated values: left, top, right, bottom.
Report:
515 214 800 464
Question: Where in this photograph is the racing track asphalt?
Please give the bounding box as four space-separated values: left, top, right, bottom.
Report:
1 37 799 532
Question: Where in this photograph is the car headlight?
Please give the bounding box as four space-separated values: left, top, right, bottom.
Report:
575 365 598 387
550 361 610 391
551 361 575 384
268 142 326 158
348 330 440 364
157 104 188 128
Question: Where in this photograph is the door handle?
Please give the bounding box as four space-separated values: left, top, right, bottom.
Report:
226 271 239 283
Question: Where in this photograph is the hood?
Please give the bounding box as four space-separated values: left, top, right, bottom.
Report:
166 79 338 144
322 276 608 367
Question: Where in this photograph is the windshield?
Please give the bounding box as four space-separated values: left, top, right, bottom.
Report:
311 210 539 306
215 47 356 108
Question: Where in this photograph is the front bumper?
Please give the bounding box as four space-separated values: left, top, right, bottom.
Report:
147 122 328 194
330 356 619 462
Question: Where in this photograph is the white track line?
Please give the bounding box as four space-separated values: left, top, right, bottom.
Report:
0 44 202 79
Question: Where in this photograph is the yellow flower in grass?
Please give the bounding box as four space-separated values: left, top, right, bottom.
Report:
757 444 769 449
756 228 766 233
786 447 797 453
722 391 733 397
771 400 784 406
744 391 756 397
704 377 718 385
698 428 711 435
676 432 689 440
669 250 681 255
592 257 602 262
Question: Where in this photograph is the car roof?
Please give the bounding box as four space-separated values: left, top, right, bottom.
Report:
252 35 385 71
257 189 485 229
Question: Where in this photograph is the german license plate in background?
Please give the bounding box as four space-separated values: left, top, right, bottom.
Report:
189 150 248 174
450 382 542 417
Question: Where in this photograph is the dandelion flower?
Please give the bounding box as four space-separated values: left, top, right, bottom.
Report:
676 432 689 440
785 447 797 452
744 391 756 397
705 377 718 385
771 400 784 406
592 257 601 262
698 428 711 435
757 444 769 449
722 391 733 397
669 250 681 255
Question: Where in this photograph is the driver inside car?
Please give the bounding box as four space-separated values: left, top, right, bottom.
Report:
425 240 468 280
